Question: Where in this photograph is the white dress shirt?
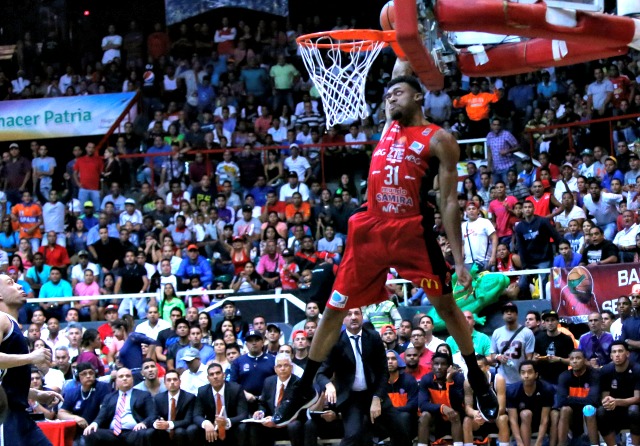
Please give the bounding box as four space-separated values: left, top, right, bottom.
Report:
109 389 137 431
348 330 367 391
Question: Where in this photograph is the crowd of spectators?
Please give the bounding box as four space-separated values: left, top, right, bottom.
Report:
6 9 640 446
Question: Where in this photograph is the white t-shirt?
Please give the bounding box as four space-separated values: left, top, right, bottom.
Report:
70 262 100 284
583 192 623 226
101 35 122 64
554 205 586 229
279 182 310 202
283 156 311 181
462 218 496 264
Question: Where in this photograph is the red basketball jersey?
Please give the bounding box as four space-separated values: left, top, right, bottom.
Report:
368 122 439 218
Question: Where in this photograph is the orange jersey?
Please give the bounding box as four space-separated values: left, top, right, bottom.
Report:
285 202 311 221
453 91 499 121
12 202 42 239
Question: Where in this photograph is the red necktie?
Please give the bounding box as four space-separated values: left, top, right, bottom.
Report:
113 392 126 436
277 383 285 407
169 397 176 439
216 392 226 440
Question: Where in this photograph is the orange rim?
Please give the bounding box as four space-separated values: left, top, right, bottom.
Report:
297 29 396 51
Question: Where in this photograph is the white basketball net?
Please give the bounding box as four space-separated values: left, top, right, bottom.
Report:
298 36 387 128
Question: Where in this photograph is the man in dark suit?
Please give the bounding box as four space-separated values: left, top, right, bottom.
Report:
152 369 195 446
191 362 249 445
315 308 413 446
241 353 304 446
83 367 157 446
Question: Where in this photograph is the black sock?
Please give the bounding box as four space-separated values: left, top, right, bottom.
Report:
300 359 322 389
462 352 489 392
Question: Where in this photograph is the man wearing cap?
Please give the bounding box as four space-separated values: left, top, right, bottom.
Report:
578 148 598 179
533 310 574 384
265 323 282 355
381 324 405 354
452 79 499 138
279 171 310 204
553 162 579 202
69 250 100 289
176 244 213 289
602 156 625 191
491 302 535 384
283 145 311 184
579 312 614 367
118 199 143 232
79 201 98 231
292 329 309 369
5 143 33 205
176 325 215 371
626 152 640 185
233 204 262 242
229 329 276 408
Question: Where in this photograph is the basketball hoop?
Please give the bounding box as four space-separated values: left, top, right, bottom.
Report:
297 30 396 128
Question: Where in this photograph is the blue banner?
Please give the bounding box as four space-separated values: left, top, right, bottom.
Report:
165 0 289 26
0 93 137 141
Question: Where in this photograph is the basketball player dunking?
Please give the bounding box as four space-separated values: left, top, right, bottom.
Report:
0 273 63 446
273 59 499 427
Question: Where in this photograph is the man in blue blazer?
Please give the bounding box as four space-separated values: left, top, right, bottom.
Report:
83 367 157 446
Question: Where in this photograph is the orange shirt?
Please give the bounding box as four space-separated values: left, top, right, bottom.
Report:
12 202 42 239
453 91 499 121
285 202 311 221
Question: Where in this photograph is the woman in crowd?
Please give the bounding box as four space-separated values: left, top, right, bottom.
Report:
226 235 251 275
77 329 105 377
199 311 214 346
0 218 19 254
264 150 284 186
460 177 478 202
158 283 186 322
10 257 26 284
262 210 288 239
16 238 34 269
164 122 185 148
230 261 263 293
102 146 121 191
260 226 286 255
496 242 522 299
67 218 89 257
212 337 230 372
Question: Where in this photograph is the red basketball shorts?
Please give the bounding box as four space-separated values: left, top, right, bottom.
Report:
326 210 453 310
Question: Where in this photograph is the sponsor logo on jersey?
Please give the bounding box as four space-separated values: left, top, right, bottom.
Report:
420 277 441 290
375 186 414 207
405 154 421 165
329 290 348 309
387 143 405 164
422 128 433 137
409 141 425 155
405 176 415 180
382 203 399 213
373 148 387 157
